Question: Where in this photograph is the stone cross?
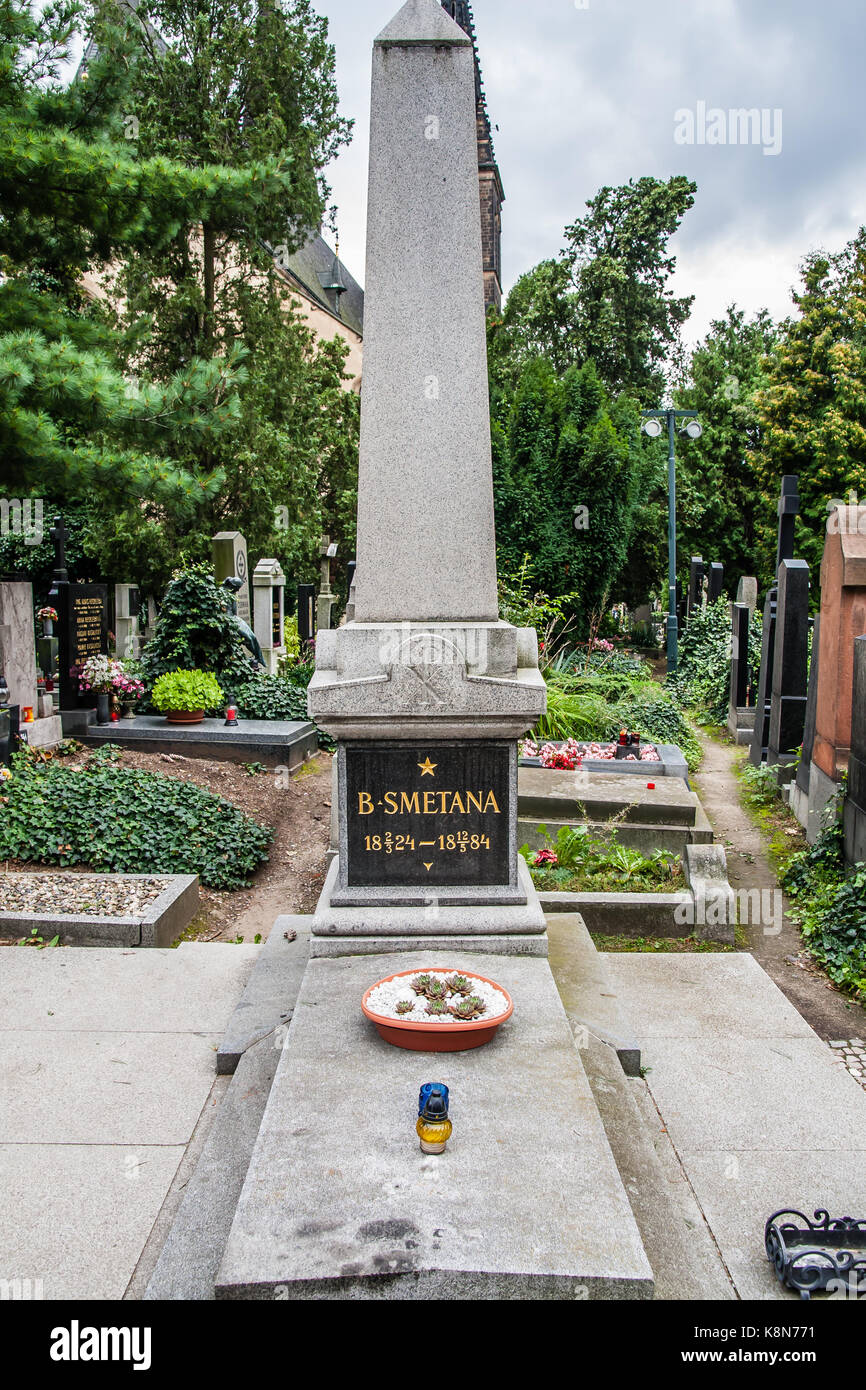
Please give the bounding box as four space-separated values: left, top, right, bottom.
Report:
50 514 70 585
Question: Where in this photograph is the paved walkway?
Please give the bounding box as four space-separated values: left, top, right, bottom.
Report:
693 729 866 1082
604 951 866 1299
0 944 260 1300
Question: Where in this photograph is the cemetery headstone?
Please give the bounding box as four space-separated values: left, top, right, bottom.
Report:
736 576 758 611
807 505 866 830
0 581 63 750
317 535 338 632
212 532 251 625
727 602 755 745
790 614 820 835
767 558 810 780
114 583 141 660
708 562 724 603
776 475 800 566
307 0 546 951
296 584 316 644
252 559 286 675
749 476 800 765
687 556 705 618
843 635 866 865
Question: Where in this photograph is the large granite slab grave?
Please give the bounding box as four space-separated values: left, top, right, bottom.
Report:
215 949 653 1300
84 715 317 768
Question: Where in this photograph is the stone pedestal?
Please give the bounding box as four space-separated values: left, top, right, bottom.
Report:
252 559 286 675
844 636 866 865
767 559 810 781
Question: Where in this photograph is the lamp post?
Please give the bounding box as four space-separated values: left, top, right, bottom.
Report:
641 409 702 674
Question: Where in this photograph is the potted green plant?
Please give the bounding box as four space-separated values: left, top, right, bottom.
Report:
151 670 223 724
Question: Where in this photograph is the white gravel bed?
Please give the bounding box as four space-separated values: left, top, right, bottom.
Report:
0 873 172 920
365 969 510 1023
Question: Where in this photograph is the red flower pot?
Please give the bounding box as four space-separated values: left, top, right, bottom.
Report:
361 968 513 1052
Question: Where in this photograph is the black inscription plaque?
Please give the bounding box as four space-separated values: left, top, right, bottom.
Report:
55 583 109 709
344 742 511 888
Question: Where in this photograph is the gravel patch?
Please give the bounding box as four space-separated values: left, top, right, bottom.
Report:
365 969 510 1023
0 873 172 920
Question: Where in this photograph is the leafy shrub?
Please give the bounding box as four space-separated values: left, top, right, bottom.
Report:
520 824 683 893
782 826 865 999
0 752 273 890
140 565 257 689
151 669 224 713
739 760 780 809
534 670 702 769
669 597 763 724
234 672 308 722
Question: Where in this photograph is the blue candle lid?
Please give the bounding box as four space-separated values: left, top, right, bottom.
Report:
418 1082 449 1116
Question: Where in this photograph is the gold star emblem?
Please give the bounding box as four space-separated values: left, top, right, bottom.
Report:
418 756 437 777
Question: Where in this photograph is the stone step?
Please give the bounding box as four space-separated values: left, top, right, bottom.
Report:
215 949 654 1300
546 913 642 1073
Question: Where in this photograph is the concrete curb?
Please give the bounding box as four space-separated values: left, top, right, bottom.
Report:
0 874 199 947
216 918 311 1074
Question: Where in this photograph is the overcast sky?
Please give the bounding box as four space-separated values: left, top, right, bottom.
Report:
315 0 866 345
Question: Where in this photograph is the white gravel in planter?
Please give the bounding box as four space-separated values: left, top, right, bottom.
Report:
0 873 172 920
365 970 510 1023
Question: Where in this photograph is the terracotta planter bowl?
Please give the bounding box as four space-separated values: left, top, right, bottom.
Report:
361 967 513 1052
165 709 205 724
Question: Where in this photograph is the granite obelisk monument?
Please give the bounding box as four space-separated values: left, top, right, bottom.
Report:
308 0 546 954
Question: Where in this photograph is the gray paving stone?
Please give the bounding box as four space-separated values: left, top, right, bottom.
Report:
638 1036 866 1154
0 1032 222 1144
0 1144 185 1300
604 953 816 1039
0 944 260 1032
683 1151 866 1301
216 950 653 1299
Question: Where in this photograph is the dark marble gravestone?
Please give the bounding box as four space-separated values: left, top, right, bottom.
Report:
796 614 820 798
749 476 801 766
730 603 751 710
708 562 724 603
767 559 810 775
688 557 705 617
296 584 316 643
844 635 866 865
55 583 109 711
343 741 511 890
